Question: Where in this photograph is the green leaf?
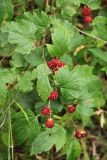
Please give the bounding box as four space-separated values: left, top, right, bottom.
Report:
56 0 70 7
77 89 95 117
32 68 38 80
55 65 104 117
31 125 66 155
0 0 13 23
65 139 81 160
54 66 81 100
35 63 51 77
71 0 80 6
22 10 50 39
0 44 15 57
8 20 37 54
24 10 50 28
68 33 84 51
70 65 102 91
0 68 17 84
34 0 44 8
35 64 52 101
11 52 25 67
71 65 104 117
0 68 17 106
61 6 76 18
81 0 101 9
92 16 107 41
1 132 8 146
51 101 64 114
47 21 75 57
16 71 33 93
62 138 81 160
0 84 7 106
102 66 107 75
56 0 80 7
24 48 44 67
12 111 40 145
60 54 73 66
37 75 52 101
89 48 107 63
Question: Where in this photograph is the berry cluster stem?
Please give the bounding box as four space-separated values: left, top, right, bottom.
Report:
48 100 52 118
81 139 90 160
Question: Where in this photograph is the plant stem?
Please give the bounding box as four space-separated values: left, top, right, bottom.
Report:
8 108 11 160
81 139 90 160
45 0 49 7
73 25 107 43
10 110 14 160
8 107 14 160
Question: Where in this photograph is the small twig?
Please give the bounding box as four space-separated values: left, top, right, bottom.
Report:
42 48 46 63
0 56 6 65
2 100 15 117
36 155 44 160
73 45 85 56
45 0 49 7
0 114 7 128
13 0 32 7
48 100 52 118
9 108 14 160
92 141 97 157
73 26 107 43
80 139 90 160
70 117 78 129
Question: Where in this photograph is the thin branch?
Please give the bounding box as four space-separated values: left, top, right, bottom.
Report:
9 108 14 160
0 114 7 128
45 0 49 7
80 139 90 160
73 26 107 43
73 45 86 56
8 108 11 160
3 100 15 116
13 0 32 7
0 56 6 65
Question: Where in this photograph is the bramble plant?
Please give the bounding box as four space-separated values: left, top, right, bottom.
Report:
0 0 107 160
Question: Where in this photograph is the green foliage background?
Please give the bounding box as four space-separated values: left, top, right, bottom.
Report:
0 0 107 160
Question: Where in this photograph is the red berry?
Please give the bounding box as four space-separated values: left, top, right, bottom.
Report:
82 6 91 16
49 90 58 101
59 61 65 68
84 16 92 23
68 105 76 113
47 61 55 69
79 129 88 137
75 131 82 139
53 58 61 68
47 58 65 71
74 129 88 139
42 107 51 116
45 118 54 128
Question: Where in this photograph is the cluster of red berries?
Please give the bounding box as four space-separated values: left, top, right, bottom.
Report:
41 90 58 128
41 104 88 139
74 129 88 139
82 6 92 23
68 105 88 138
41 90 87 138
41 103 76 128
47 58 65 74
41 106 54 128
